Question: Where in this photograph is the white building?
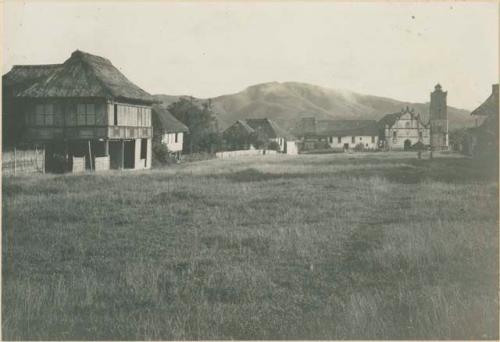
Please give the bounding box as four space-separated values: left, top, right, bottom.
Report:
298 119 379 151
152 105 189 160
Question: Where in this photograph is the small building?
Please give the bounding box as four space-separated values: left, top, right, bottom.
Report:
152 104 189 160
378 107 430 150
319 120 379 151
297 118 379 151
223 118 298 154
465 84 498 157
2 50 156 172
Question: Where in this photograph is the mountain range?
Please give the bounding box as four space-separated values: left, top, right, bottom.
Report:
154 82 473 132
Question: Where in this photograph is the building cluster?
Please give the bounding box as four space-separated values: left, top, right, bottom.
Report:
297 84 450 152
2 49 497 174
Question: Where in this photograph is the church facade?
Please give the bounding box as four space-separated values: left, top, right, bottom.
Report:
379 107 430 150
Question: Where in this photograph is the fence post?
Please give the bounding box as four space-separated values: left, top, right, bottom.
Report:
14 148 17 176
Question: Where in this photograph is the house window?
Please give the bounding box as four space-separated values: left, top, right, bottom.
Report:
138 107 143 126
405 121 411 128
360 137 363 141
34 103 57 126
86 104 95 125
45 104 54 125
419 131 423 139
371 136 375 143
76 103 97 125
351 136 355 143
35 104 44 125
114 104 118 125
338 136 341 143
175 133 178 143
393 131 397 139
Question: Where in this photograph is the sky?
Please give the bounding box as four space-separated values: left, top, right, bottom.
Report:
3 1 498 110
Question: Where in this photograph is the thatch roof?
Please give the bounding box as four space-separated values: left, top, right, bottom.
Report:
152 105 189 133
315 119 379 137
244 118 297 140
12 50 156 104
471 84 499 117
2 64 62 97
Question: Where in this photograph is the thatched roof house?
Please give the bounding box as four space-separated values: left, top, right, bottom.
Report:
223 118 297 153
244 118 297 141
2 50 157 172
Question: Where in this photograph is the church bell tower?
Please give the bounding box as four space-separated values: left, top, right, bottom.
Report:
430 83 449 150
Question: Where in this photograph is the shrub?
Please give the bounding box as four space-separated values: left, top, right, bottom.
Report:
354 143 365 152
268 141 281 151
153 143 174 165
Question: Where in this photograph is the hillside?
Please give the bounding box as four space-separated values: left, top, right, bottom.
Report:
154 82 473 131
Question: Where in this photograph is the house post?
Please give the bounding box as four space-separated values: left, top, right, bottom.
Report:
88 140 93 171
13 147 17 176
121 140 125 169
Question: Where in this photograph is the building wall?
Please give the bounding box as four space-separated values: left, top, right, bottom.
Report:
23 99 153 141
430 119 449 149
385 113 430 150
285 140 298 155
161 132 184 152
327 135 379 150
133 138 151 170
20 99 153 172
106 101 152 127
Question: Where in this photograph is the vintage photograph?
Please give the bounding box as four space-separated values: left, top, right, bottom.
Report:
2 1 498 340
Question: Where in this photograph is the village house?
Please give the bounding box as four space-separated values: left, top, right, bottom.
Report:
464 84 498 157
223 118 298 154
2 50 156 173
378 107 430 150
152 104 189 160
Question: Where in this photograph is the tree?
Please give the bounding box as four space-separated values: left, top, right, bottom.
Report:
167 97 221 153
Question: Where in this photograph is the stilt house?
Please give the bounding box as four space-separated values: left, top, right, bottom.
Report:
2 50 156 172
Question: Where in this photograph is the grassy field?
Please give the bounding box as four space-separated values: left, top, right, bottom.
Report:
2 152 498 340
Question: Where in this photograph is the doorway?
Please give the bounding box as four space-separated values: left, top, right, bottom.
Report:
123 140 135 169
108 140 135 169
404 139 412 151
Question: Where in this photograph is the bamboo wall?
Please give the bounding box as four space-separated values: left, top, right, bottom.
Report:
2 148 45 175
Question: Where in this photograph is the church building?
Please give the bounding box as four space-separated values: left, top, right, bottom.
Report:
378 84 449 151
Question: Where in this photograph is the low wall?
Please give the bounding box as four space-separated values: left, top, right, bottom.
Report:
94 156 110 171
72 157 86 173
2 148 45 175
216 149 278 159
